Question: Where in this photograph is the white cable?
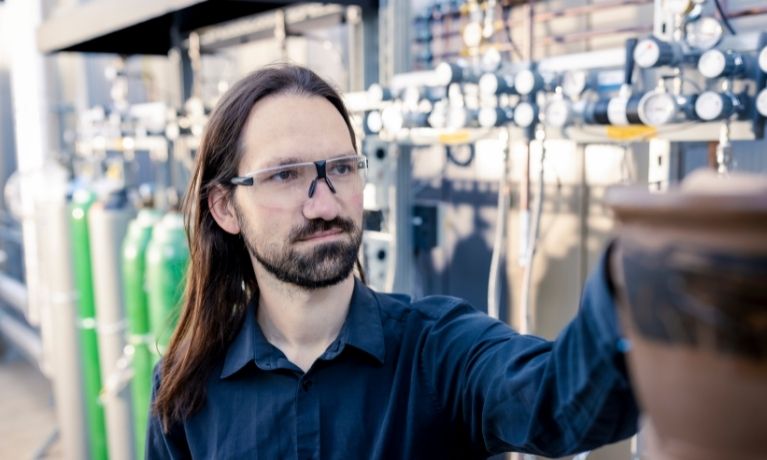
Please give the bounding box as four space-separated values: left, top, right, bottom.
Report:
519 128 547 335
487 130 511 320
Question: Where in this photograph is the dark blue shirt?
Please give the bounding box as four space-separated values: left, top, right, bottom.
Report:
147 250 638 459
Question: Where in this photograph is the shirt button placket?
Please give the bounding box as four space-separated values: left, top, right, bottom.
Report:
296 376 320 460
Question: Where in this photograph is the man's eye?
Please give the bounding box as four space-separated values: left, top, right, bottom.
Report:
269 169 299 182
330 162 354 175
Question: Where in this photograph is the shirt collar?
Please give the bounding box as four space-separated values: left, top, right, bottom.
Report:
337 278 386 364
220 278 385 379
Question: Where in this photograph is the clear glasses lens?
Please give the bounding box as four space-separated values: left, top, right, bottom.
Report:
250 156 366 203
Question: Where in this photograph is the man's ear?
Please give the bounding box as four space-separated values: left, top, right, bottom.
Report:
208 185 242 235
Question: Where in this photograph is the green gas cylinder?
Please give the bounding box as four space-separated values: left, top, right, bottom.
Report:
122 208 162 458
146 212 189 357
70 189 109 460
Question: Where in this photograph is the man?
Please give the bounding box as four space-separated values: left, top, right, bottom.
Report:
147 64 638 459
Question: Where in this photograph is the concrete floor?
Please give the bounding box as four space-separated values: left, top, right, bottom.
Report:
0 348 61 459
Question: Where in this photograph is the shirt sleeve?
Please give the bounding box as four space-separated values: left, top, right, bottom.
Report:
419 244 639 457
145 363 192 460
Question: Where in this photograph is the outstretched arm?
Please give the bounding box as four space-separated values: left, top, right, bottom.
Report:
420 245 639 457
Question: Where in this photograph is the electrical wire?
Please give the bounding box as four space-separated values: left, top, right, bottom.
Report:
714 0 737 35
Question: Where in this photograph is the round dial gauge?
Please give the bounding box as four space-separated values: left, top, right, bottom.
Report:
665 0 694 15
562 71 587 99
634 38 662 68
544 99 572 128
435 62 458 86
694 91 732 121
365 110 383 133
698 49 728 79
514 102 538 128
479 107 500 128
685 17 724 51
479 73 500 95
756 89 767 117
638 91 678 126
381 106 404 133
514 70 541 95
759 47 767 74
367 84 387 104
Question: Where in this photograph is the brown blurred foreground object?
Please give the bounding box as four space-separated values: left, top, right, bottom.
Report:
606 170 767 460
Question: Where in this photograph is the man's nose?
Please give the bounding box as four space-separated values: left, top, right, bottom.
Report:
302 179 341 221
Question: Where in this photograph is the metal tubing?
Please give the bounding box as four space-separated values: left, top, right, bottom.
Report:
0 306 42 364
0 272 27 314
6 0 48 328
89 193 136 460
38 191 89 460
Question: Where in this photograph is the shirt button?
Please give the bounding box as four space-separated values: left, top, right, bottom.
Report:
301 379 313 391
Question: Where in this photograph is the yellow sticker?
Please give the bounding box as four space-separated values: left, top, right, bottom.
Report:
606 125 658 141
438 130 472 144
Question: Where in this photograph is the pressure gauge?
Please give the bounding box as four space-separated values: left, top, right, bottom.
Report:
694 91 736 121
479 107 514 128
513 102 538 128
638 91 678 126
562 71 588 99
543 99 573 128
365 110 383 134
367 84 391 104
698 49 743 79
381 106 404 133
685 17 724 51
435 62 461 86
514 70 543 95
462 21 483 48
665 0 694 16
634 38 676 68
756 88 767 117
479 73 514 95
759 47 767 74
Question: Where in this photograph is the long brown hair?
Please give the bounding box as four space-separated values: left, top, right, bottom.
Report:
154 64 361 430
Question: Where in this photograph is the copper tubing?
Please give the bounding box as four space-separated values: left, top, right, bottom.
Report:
506 0 652 28
541 25 652 45
724 6 767 20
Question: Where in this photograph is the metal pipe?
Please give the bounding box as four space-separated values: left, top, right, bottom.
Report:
0 306 42 365
504 0 652 28
0 272 27 314
540 26 652 46
725 6 767 20
6 0 48 327
89 192 136 460
527 0 534 61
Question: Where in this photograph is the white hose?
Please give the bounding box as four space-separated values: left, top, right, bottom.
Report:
487 130 511 320
519 132 546 334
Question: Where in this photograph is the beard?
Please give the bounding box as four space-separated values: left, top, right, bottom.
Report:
234 204 362 290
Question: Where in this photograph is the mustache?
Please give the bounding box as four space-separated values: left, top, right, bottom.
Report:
290 218 357 242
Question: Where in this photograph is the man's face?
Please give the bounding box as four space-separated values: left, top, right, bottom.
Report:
232 93 364 289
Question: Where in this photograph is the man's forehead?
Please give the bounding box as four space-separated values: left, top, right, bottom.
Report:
239 94 354 169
